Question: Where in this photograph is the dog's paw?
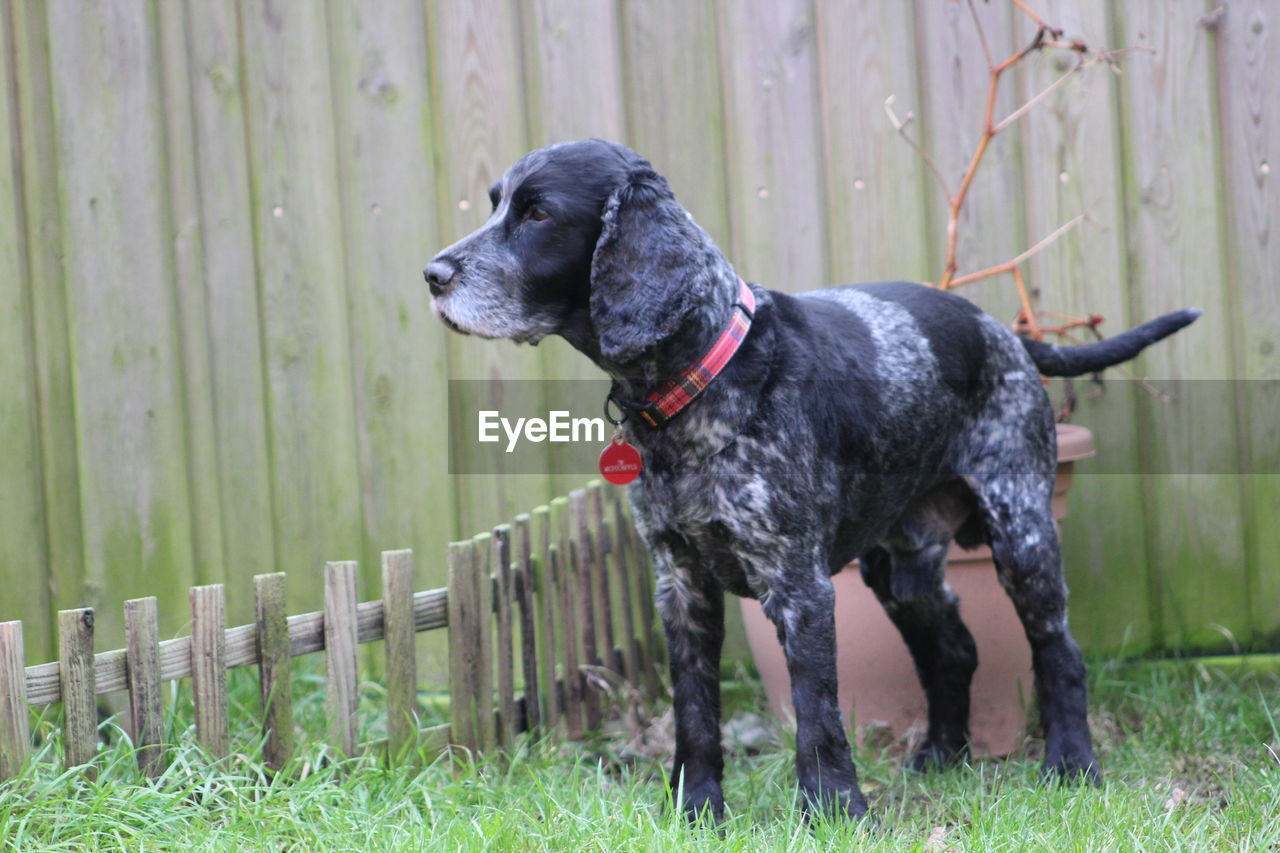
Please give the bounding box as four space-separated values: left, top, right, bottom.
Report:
907 740 969 773
1041 752 1101 786
676 779 725 825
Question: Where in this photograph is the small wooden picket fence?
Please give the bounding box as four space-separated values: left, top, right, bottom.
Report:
0 481 662 781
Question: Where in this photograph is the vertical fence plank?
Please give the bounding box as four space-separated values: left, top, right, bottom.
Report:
716 0 830 293
57 608 96 772
0 621 29 780
428 0 552 537
1115 2 1248 650
0 1 52 666
569 490 601 730
324 561 359 757
607 489 641 689
551 498 583 737
814 0 932 283
190 585 229 759
1215 0 1280 644
624 494 662 695
531 506 560 730
8 0 84 665
382 550 418 761
1016 0 1154 653
46 0 197 661
912 0 1023 318
448 538 493 755
588 483 621 675
124 597 164 776
239 0 364 605
323 0 456 668
492 525 517 746
254 572 294 771
181 0 278 627
512 514 541 733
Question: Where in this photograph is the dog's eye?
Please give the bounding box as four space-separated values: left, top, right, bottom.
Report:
526 206 550 222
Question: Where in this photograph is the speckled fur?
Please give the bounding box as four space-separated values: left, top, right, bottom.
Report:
427 140 1199 823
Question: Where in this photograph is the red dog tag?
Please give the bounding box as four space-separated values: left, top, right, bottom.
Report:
599 433 642 485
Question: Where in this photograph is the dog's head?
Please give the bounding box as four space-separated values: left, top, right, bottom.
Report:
425 139 730 363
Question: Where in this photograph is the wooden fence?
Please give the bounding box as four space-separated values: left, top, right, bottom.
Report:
0 482 660 782
0 0 1276 671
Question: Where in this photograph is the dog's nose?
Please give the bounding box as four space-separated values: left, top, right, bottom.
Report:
424 257 460 297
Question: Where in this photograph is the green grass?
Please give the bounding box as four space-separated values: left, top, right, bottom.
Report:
1 658 1278 851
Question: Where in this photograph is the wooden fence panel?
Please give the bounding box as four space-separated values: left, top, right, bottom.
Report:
124 598 165 777
325 562 360 756
382 550 419 759
325 0 457 639
238 0 364 610
530 507 561 729
0 3 49 664
1116 3 1249 651
815 0 933 284
427 0 554 538
7 0 84 663
57 608 96 771
448 538 494 753
912 0 1023 321
618 0 730 249
1215 0 1280 645
491 525 517 746
511 517 542 733
0 622 28 780
190 586 229 758
717 0 830 293
1015 0 1154 653
180 0 278 629
45 0 198 655
255 572 295 771
156 1 225 590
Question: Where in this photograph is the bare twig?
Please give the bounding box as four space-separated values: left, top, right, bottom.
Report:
884 95 953 199
947 212 1088 288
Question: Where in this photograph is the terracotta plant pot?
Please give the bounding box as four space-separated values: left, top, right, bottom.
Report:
740 423 1095 757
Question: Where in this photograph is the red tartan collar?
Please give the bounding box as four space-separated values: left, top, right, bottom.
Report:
610 280 756 428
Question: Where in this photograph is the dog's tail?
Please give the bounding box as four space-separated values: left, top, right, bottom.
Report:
1019 309 1202 377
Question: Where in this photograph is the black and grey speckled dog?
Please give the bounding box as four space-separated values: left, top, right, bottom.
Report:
425 139 1199 822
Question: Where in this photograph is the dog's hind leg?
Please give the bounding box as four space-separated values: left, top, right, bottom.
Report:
969 475 1099 782
654 557 727 823
761 570 870 820
859 546 978 770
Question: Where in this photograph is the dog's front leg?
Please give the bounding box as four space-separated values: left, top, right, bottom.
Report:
655 562 726 823
763 577 869 821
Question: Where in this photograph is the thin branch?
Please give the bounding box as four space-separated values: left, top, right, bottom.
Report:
994 56 1098 133
1011 266 1042 339
947 212 1088 288
884 95 953 199
966 0 996 70
1011 0 1062 38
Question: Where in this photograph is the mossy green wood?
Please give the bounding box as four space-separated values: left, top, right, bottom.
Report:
912 0 1023 320
815 0 933 284
519 0 626 497
178 0 277 630
0 3 51 663
45 0 197 651
154 2 226 594
716 0 830 294
325 0 456 682
618 0 731 251
426 0 554 539
1215 0 1280 649
238 0 364 613
1114 2 1249 651
7 0 83 664
1016 0 1154 653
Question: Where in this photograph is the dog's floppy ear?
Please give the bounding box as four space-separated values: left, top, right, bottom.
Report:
590 167 718 362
